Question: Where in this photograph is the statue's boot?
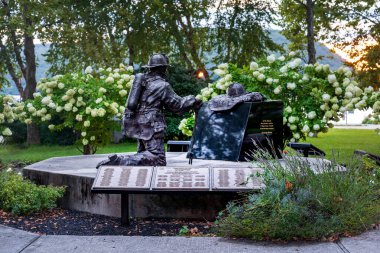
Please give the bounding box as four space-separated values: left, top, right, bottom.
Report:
117 151 166 166
96 151 166 169
96 154 120 169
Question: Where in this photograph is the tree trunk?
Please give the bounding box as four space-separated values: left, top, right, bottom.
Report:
178 14 204 70
83 144 91 155
128 45 134 66
226 0 239 62
23 5 40 144
306 0 316 64
26 123 40 145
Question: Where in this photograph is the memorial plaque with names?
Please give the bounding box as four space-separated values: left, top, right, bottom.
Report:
212 167 262 190
92 166 153 190
92 166 263 193
152 167 210 190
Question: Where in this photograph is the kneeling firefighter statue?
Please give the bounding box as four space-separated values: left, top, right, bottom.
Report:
97 54 203 168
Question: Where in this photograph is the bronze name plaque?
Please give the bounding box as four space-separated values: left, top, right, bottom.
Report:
93 166 153 190
153 167 209 190
92 166 262 192
212 167 263 190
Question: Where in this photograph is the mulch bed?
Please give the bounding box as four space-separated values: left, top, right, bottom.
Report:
0 208 215 236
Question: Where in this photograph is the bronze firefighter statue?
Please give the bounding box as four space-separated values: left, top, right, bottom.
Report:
97 54 202 168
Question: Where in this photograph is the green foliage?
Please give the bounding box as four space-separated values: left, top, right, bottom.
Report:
165 112 189 141
5 119 76 145
22 65 134 154
0 143 137 164
0 95 24 144
304 129 380 162
165 65 206 140
279 0 333 54
0 170 65 215
42 0 157 74
362 114 380 125
216 154 380 241
179 54 380 141
330 1 380 90
21 0 278 75
167 65 206 97
212 0 281 66
178 225 190 236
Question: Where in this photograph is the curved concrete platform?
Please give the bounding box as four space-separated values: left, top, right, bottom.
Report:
23 153 256 219
23 153 330 220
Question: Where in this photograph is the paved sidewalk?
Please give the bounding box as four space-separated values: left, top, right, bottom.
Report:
1 225 379 253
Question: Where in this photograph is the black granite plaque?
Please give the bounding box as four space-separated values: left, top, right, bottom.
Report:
189 101 283 162
240 101 283 160
189 102 252 161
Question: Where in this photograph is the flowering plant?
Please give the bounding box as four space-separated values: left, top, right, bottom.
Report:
23 64 134 153
179 53 380 142
0 95 25 144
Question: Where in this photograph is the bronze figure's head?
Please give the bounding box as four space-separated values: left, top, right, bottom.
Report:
143 53 170 68
144 53 170 75
227 83 246 97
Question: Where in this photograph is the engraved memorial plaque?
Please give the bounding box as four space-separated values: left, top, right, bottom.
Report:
92 166 153 190
152 167 210 190
212 167 263 190
189 101 283 162
189 103 252 161
241 101 284 160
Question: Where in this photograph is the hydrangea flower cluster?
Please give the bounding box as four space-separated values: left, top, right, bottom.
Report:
195 63 232 102
179 52 380 141
0 95 25 144
23 64 134 152
178 114 195 137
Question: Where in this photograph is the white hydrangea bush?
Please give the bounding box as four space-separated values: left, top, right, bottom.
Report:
0 95 25 144
23 64 134 153
179 53 380 141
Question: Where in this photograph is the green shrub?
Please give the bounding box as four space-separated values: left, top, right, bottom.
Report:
362 114 380 125
5 120 76 145
165 65 206 140
0 170 65 215
216 153 380 241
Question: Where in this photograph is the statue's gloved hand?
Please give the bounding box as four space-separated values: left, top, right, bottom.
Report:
193 98 203 111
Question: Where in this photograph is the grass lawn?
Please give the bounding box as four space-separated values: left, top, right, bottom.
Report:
302 128 380 161
0 129 379 164
0 142 137 164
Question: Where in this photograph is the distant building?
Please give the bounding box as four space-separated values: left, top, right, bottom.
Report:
336 109 373 125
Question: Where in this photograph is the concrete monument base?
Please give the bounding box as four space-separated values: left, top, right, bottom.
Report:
23 152 256 219
23 152 328 220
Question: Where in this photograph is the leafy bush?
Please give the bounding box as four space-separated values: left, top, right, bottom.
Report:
0 170 65 215
165 112 190 141
179 53 380 142
0 95 25 144
362 114 380 125
216 153 380 241
5 119 76 145
22 64 134 153
165 65 206 140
